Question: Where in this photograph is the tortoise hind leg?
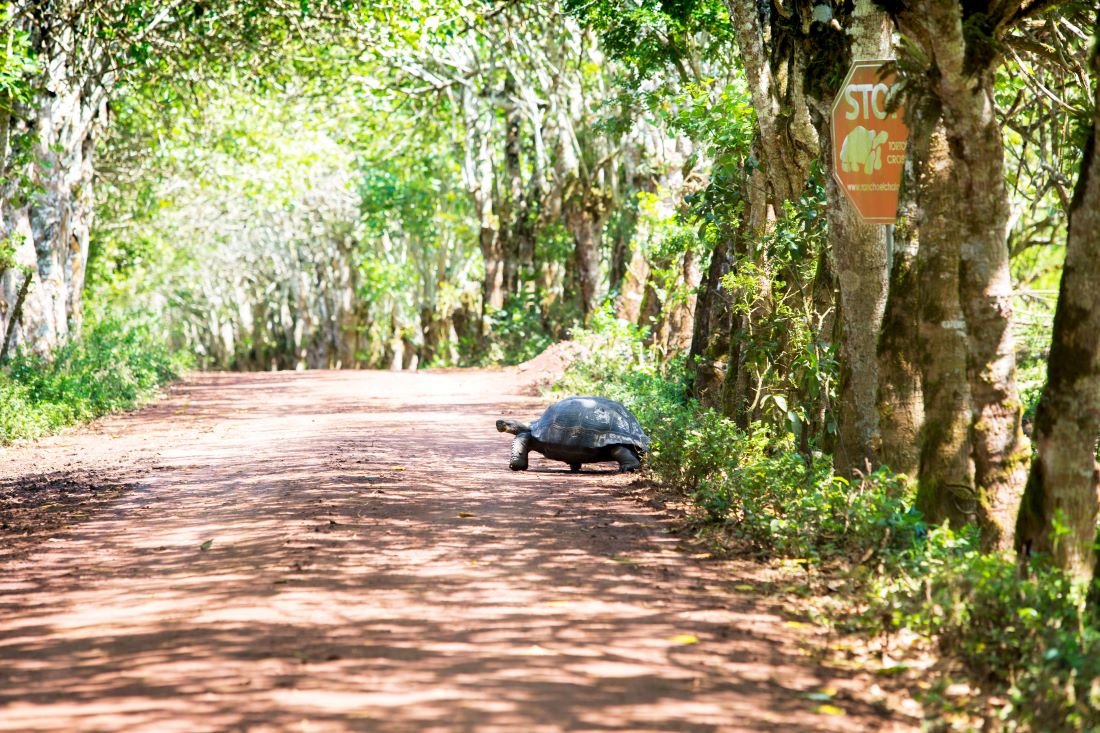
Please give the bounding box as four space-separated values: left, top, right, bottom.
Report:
510 432 532 471
610 445 641 473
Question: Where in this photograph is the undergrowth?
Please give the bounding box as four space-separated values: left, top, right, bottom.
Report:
0 315 187 443
555 312 1100 733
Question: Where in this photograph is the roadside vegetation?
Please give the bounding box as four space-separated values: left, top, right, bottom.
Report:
557 315 1099 731
0 316 185 443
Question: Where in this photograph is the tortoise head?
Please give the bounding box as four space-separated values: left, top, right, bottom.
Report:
496 419 530 435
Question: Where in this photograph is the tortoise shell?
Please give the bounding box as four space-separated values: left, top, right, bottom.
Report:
529 396 650 452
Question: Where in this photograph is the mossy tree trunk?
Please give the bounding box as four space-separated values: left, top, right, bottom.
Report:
876 220 923 478
885 0 1033 549
1015 30 1100 581
928 5 1029 550
564 192 607 319
820 154 889 478
913 124 977 527
874 93 941 480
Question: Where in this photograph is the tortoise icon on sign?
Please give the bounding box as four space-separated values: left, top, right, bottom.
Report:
839 126 889 175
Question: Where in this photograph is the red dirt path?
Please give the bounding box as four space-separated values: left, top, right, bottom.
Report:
0 370 917 732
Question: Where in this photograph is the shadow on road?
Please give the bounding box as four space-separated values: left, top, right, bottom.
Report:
0 370 906 732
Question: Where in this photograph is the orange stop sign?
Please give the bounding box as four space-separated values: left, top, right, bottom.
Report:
831 60 909 224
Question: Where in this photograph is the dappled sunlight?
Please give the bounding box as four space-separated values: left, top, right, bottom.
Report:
0 371 904 731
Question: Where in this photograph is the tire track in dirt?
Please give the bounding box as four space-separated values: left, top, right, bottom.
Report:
0 370 917 732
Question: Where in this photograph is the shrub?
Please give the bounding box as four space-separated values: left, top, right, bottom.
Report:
557 311 1100 732
557 311 913 563
874 526 1100 732
0 314 187 442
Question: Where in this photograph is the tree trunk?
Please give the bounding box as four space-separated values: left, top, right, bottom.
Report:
720 164 771 427
565 196 604 319
0 267 32 363
723 0 816 206
460 87 503 323
876 95 938 478
0 90 10 177
0 66 105 356
665 245 701 352
913 124 977 528
821 144 890 478
924 4 1029 549
616 236 650 324
876 230 922 478
1015 36 1100 581
812 1 892 479
688 220 735 407
501 79 524 298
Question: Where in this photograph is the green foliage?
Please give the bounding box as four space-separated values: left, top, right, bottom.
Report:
0 315 187 443
568 0 734 89
873 526 1100 731
560 312 1100 732
557 311 909 562
0 15 39 107
0 236 18 272
479 293 558 366
715 175 837 441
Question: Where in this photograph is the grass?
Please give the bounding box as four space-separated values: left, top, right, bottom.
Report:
0 315 187 443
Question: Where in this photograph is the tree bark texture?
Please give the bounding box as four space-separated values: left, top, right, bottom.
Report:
913 125 977 527
688 215 735 407
723 0 817 206
876 225 923 477
460 87 504 321
819 135 889 478
1015 35 1100 581
809 0 892 479
0 15 108 356
876 95 939 479
923 3 1029 549
720 165 771 427
564 194 605 319
616 241 649 324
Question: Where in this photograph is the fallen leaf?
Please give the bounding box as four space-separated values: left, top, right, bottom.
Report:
803 692 833 702
802 686 838 702
457 512 476 518
670 634 700 645
784 620 812 629
200 539 214 551
944 682 973 698
733 584 755 591
815 704 846 716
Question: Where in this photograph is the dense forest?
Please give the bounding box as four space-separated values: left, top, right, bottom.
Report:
2 0 1100 729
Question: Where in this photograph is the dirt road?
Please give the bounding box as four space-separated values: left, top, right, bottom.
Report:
0 370 916 732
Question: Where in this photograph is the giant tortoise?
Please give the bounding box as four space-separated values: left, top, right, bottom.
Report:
495 396 650 473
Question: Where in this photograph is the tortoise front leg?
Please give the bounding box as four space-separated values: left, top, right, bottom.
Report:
510 432 532 471
610 445 641 473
